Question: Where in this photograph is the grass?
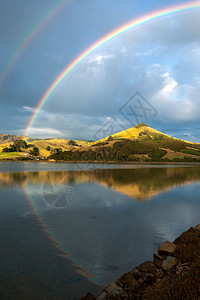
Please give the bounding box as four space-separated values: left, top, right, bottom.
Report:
95 123 176 144
27 138 89 157
0 152 23 159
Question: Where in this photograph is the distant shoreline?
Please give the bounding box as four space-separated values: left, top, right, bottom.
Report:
1 159 200 165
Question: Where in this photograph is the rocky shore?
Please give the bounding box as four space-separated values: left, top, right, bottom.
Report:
80 224 200 300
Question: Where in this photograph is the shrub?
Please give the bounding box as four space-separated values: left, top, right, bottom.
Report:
107 136 113 141
29 146 39 156
68 140 78 146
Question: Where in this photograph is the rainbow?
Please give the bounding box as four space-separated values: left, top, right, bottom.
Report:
0 0 72 89
25 0 200 137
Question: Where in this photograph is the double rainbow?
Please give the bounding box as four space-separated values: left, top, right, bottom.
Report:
25 0 200 137
0 0 72 89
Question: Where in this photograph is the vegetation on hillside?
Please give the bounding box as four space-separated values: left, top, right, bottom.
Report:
2 140 28 152
1 124 200 162
29 146 40 156
49 134 200 162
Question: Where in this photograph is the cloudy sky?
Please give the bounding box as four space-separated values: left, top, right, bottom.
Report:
0 0 200 142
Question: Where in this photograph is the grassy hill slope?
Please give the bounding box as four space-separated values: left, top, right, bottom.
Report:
0 136 90 159
1 124 200 162
0 134 27 145
50 123 200 162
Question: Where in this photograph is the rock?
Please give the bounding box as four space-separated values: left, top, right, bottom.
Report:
179 262 190 267
131 261 159 291
81 225 200 299
136 260 164 279
96 282 128 300
158 241 176 257
155 269 164 278
131 268 142 280
162 256 177 271
153 253 163 268
194 224 200 231
176 266 184 275
136 261 157 276
80 293 96 300
116 272 138 292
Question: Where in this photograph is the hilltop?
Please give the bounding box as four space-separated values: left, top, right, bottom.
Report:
0 134 27 144
1 123 200 162
97 123 170 141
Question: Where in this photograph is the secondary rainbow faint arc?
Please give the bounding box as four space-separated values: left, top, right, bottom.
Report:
0 0 71 88
25 0 200 137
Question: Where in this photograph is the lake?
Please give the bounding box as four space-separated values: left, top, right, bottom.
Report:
0 162 200 299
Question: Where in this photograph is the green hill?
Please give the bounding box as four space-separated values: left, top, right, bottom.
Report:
49 123 200 162
1 124 200 162
0 136 90 160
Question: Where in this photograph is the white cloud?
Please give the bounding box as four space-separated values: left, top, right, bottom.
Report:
88 54 114 65
160 72 178 95
27 127 63 137
23 106 37 113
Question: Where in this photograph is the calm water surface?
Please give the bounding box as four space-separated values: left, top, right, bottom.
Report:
0 162 200 299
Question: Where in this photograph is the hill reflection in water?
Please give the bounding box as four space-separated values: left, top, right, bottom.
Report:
1 164 200 291
1 165 200 200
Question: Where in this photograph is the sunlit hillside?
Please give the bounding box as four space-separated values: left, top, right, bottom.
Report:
27 139 90 157
95 123 193 143
0 137 90 158
1 123 200 161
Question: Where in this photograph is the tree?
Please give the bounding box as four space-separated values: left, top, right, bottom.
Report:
3 140 28 152
2 147 10 152
68 140 78 146
50 148 62 155
46 146 51 151
29 146 39 156
107 136 113 141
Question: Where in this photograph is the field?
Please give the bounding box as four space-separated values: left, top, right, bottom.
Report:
0 152 23 159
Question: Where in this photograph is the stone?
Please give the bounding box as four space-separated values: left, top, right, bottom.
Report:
131 268 141 280
80 293 96 300
137 261 157 276
176 266 184 275
162 256 177 271
155 269 164 278
131 261 159 289
194 224 200 231
116 272 138 292
96 282 128 300
158 241 176 257
153 253 163 268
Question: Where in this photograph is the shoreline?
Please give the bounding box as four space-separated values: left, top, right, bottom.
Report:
80 224 200 300
0 159 200 165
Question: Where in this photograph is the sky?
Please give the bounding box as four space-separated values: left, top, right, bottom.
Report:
0 0 200 142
